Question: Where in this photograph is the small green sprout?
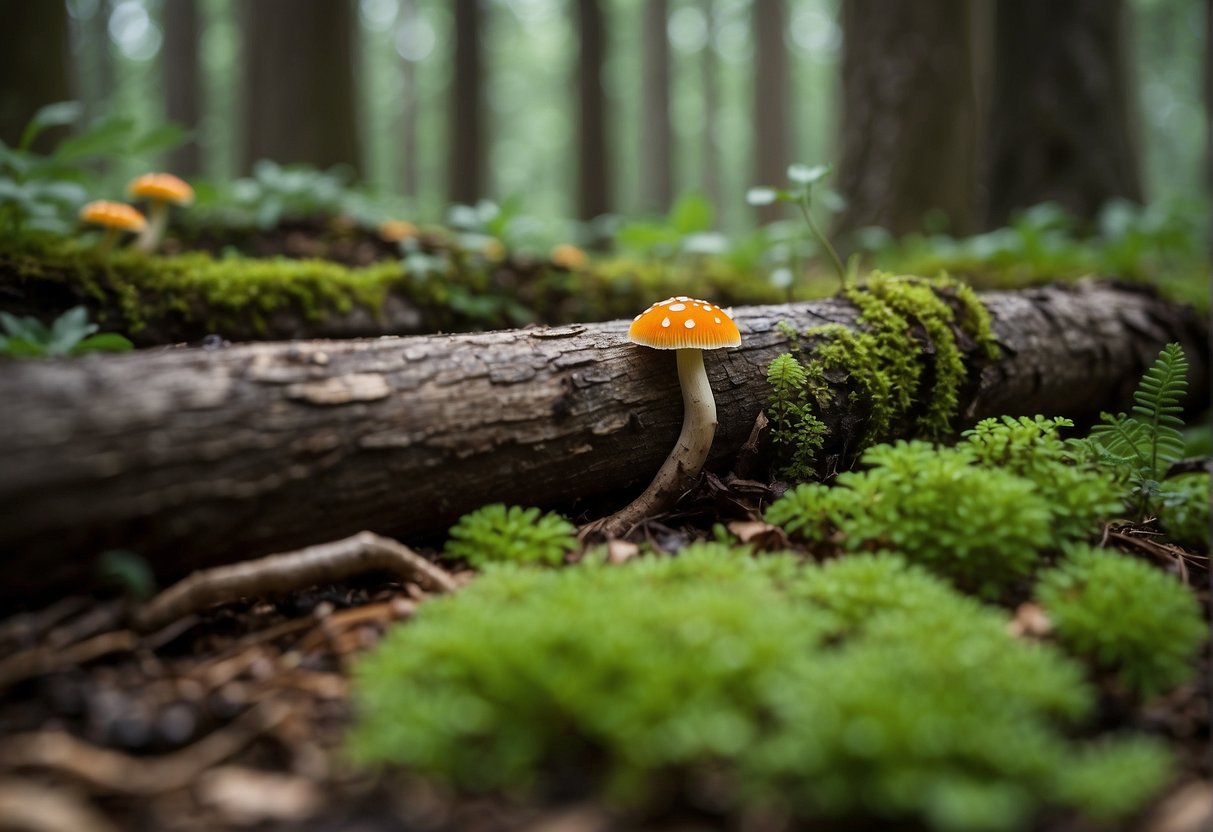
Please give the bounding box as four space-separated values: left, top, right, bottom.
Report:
748 163 846 284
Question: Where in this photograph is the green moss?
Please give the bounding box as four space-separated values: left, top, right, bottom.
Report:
350 547 1172 830
1157 472 1211 549
764 273 999 478
1036 546 1206 697
443 504 577 568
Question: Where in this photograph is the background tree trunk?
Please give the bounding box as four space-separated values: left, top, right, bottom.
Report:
0 0 73 151
752 0 791 225
0 283 1205 603
640 0 673 213
985 0 1144 227
240 0 362 174
398 0 421 199
833 0 979 237
162 0 202 176
700 0 722 211
449 0 484 205
577 0 610 220
1206 0 1212 249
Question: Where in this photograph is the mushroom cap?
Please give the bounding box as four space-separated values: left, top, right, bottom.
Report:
127 172 194 205
628 296 741 350
79 200 148 232
378 219 419 242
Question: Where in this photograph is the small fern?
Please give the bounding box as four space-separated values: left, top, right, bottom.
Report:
444 504 577 567
766 352 827 480
1088 343 1189 515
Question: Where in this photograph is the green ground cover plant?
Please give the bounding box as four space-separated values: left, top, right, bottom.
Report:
443 504 577 567
351 547 1174 830
0 305 131 357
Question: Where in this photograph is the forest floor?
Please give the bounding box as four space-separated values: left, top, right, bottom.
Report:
0 223 1209 832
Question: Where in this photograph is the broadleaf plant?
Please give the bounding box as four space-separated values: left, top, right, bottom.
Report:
0 306 133 358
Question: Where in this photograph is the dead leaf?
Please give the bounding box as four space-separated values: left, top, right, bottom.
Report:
727 520 790 550
1007 602 1052 639
196 766 321 825
605 540 640 564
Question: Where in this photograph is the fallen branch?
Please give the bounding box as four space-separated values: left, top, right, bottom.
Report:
133 531 456 632
0 281 1206 601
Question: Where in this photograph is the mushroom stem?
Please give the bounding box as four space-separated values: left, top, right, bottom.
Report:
96 228 119 256
135 201 168 253
591 348 718 538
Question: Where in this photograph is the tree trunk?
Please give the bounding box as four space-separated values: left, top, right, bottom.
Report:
0 0 73 151
448 0 484 205
752 0 791 225
162 0 202 176
985 0 1143 227
398 0 421 199
834 0 979 237
0 283 1205 602
700 0 721 211
78 0 115 128
577 0 610 220
1206 0 1212 249
640 0 673 213
240 0 361 174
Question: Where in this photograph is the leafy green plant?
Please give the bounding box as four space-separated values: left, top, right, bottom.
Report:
748 163 846 283
767 441 1054 595
1036 546 1205 697
443 504 577 567
766 352 827 480
1087 342 1189 515
613 192 728 259
1155 473 1211 549
0 306 132 358
351 547 1171 830
0 101 185 236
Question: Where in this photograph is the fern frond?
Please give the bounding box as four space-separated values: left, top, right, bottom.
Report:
1088 415 1151 471
1132 343 1189 476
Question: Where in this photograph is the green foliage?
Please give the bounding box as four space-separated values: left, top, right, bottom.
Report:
0 306 132 358
1088 342 1190 515
764 274 998 478
748 162 846 283
444 504 577 568
963 416 1123 542
351 547 1171 830
614 192 729 259
1156 473 1211 549
1036 546 1205 697
767 441 1053 595
0 101 185 236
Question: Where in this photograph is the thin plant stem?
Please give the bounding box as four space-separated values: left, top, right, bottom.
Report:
798 196 845 285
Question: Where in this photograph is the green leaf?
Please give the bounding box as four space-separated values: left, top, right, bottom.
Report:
128 122 189 156
72 332 134 354
52 116 137 163
668 192 714 234
19 101 82 151
0 336 47 357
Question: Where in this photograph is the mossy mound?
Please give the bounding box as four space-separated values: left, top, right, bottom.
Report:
0 235 795 344
350 547 1172 830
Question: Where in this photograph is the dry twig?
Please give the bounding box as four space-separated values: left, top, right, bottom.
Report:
133 531 456 632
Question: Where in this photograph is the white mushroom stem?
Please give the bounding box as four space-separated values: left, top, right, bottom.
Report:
590 348 718 538
134 201 168 253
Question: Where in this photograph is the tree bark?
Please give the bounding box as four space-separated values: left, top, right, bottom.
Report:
448 0 484 205
1206 0 1212 249
752 0 791 225
240 0 362 174
700 0 721 211
0 283 1205 602
577 0 610 220
398 0 421 199
640 0 673 213
985 0 1143 227
162 0 202 176
834 0 979 237
0 0 73 152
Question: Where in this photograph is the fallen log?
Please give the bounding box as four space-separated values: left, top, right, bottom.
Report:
0 281 1206 602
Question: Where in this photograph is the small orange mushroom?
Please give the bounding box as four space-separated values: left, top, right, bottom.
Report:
79 200 147 255
550 243 588 271
127 172 194 253
378 219 419 243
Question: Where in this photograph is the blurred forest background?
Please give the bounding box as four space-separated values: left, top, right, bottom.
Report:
0 0 1208 242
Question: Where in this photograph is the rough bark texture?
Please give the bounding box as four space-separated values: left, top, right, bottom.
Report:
0 283 1205 603
834 0 979 237
240 0 362 174
752 0 791 225
162 0 202 176
0 0 73 152
985 0 1143 227
448 0 484 205
577 0 610 220
640 0 673 213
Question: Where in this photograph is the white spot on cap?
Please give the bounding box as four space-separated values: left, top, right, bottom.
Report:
668 303 686 311
633 313 643 321
714 317 722 324
661 317 671 328
676 295 689 301
684 319 696 329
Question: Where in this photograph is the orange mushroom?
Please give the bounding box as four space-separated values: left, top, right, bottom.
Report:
596 297 741 535
550 243 588 271
378 219 419 243
127 172 194 253
79 200 148 255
